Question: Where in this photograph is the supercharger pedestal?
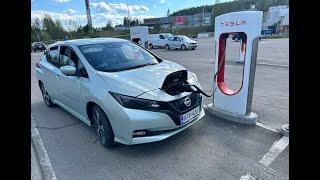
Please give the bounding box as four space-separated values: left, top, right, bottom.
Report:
130 26 149 49
206 11 263 125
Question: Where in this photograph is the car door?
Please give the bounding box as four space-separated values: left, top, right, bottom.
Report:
41 45 61 100
159 34 166 47
57 45 89 115
172 37 180 48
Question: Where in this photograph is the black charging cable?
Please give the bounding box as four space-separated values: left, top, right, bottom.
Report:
184 37 227 97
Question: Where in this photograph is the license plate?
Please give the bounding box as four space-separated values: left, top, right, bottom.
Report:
180 106 200 125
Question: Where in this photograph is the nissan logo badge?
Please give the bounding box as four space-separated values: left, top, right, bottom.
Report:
184 97 191 107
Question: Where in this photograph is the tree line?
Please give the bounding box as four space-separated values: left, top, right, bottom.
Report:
169 0 288 18
31 15 116 43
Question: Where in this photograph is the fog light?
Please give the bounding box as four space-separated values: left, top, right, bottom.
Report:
133 131 146 136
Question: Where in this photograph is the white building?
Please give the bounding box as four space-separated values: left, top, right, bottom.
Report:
263 5 289 33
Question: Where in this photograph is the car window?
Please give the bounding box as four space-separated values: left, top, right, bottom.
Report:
173 37 179 41
78 41 159 72
46 46 59 66
180 36 189 41
159 35 165 39
168 37 173 41
59 46 78 68
78 60 88 78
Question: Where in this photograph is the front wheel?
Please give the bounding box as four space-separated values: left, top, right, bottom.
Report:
165 44 170 50
40 83 55 107
92 105 115 148
149 43 153 49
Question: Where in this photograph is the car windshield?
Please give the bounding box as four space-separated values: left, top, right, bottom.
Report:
164 33 173 38
179 36 191 41
78 41 159 72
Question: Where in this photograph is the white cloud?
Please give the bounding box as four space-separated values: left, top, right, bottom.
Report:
63 8 76 14
160 0 166 3
54 0 71 3
31 2 153 29
90 2 149 15
153 5 157 8
31 10 87 31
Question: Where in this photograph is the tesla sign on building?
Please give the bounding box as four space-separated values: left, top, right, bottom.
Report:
174 16 185 25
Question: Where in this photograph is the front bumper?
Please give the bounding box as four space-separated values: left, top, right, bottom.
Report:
187 44 197 49
112 93 205 145
130 108 205 144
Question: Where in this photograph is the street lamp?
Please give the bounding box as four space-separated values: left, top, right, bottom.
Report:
127 0 130 28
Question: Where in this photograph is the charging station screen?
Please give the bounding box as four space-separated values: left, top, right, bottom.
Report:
217 32 247 95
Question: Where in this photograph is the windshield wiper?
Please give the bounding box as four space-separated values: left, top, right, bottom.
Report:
121 63 158 71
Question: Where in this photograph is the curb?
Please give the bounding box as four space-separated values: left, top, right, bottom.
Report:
281 124 289 137
205 104 257 125
31 142 42 180
31 115 57 180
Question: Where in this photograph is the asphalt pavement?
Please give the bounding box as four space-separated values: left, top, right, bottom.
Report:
31 37 288 180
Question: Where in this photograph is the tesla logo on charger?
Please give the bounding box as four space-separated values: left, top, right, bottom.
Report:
221 20 246 27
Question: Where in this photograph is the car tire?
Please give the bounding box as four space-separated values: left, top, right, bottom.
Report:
149 43 153 49
192 47 195 50
181 44 187 51
40 83 55 107
92 105 115 148
165 44 170 50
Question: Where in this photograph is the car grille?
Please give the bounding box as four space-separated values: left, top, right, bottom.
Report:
190 43 197 45
157 92 202 126
169 92 201 113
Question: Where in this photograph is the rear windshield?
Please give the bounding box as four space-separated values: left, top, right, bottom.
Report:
78 41 159 72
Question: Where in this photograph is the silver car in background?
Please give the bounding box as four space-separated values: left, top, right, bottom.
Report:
36 38 205 148
165 35 197 50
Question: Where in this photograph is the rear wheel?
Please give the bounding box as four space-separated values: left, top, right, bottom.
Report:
40 83 55 107
149 43 153 49
165 44 170 50
181 44 187 51
92 105 115 148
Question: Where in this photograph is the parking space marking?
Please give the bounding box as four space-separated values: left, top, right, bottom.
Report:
240 173 256 180
259 136 289 167
259 41 274 45
239 136 288 179
256 122 279 133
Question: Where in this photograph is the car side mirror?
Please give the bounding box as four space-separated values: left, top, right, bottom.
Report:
60 65 76 76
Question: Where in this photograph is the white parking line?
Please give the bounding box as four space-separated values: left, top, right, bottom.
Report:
240 173 256 180
259 136 289 167
259 41 274 45
239 136 288 179
256 122 279 133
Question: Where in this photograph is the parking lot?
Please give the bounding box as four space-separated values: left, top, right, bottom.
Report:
31 37 288 180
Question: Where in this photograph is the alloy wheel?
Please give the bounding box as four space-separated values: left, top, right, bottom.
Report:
94 110 106 145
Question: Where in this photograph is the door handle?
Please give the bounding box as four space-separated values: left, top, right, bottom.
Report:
56 75 61 79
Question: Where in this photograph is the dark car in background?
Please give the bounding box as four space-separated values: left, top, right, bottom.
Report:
232 33 242 42
31 42 47 52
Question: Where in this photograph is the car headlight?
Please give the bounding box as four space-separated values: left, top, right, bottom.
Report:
109 91 163 110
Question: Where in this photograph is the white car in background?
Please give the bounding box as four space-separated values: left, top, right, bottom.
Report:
148 33 173 49
166 35 197 51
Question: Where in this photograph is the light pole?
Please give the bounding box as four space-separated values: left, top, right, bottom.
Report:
127 0 130 28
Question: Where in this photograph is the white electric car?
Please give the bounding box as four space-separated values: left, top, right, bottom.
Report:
148 33 173 49
36 38 205 148
166 35 197 50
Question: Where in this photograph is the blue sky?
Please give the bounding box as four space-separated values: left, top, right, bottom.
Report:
31 0 231 29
